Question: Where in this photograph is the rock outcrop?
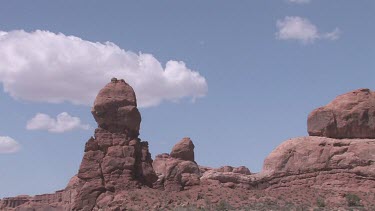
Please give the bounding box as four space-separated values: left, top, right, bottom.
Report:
0 191 69 211
261 136 375 191
71 78 157 211
153 138 201 191
261 89 375 192
170 137 195 161
91 77 141 137
0 196 30 209
3 85 375 210
308 88 375 138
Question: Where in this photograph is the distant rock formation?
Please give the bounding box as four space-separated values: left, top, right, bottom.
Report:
308 88 375 138
2 84 375 210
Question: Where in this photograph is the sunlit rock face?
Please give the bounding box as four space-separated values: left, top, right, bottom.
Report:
256 135 375 207
308 88 375 139
262 88 375 194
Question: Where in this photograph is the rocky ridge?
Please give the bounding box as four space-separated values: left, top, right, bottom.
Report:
2 82 375 210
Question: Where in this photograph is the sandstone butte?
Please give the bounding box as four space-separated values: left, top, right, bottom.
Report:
1 80 375 210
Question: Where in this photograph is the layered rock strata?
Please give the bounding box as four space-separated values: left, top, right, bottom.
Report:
260 136 375 191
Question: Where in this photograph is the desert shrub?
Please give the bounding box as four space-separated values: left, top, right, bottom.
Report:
128 192 139 201
316 197 325 207
346 193 361 207
173 205 206 211
240 194 249 200
216 200 232 211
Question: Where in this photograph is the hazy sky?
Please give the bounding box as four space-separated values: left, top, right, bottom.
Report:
1 1 374 198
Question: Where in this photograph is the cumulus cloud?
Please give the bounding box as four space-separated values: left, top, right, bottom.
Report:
26 112 90 133
0 30 207 107
287 0 311 4
276 16 340 44
0 136 21 153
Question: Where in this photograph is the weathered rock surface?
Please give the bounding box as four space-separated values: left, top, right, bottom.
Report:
170 137 195 161
0 196 30 209
153 138 201 191
308 88 375 138
71 78 157 211
261 136 375 191
213 165 251 175
3 85 375 210
0 191 70 211
200 165 253 189
91 78 141 136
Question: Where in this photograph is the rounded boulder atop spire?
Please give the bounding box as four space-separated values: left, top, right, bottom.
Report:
91 78 141 136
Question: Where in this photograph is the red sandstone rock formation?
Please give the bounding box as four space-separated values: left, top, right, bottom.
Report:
91 77 141 136
153 138 201 191
170 137 195 161
261 136 375 190
308 88 375 138
0 196 30 209
71 78 157 211
3 85 375 210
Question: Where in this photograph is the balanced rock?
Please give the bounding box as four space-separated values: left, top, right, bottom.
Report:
71 78 157 211
170 137 195 161
308 88 375 138
92 78 141 137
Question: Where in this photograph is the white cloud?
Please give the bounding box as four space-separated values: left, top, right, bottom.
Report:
276 16 340 44
287 0 311 4
0 30 208 107
322 28 340 40
0 136 21 153
26 112 90 133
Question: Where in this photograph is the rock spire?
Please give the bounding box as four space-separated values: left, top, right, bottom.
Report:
72 78 157 211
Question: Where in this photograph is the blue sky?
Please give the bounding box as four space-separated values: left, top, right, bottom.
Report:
0 1 374 198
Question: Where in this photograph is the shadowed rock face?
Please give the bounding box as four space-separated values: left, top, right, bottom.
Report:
308 88 375 139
